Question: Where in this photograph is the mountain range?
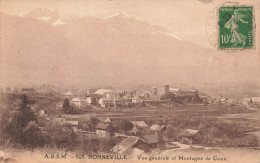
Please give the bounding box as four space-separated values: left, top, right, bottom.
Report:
1 9 259 93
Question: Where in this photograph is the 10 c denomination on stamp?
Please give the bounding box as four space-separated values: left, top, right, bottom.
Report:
218 6 254 49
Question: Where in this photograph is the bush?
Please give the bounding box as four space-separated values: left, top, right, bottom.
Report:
119 119 134 134
78 115 99 131
81 138 117 153
48 123 76 149
22 121 44 148
0 95 40 147
63 98 71 113
81 138 100 153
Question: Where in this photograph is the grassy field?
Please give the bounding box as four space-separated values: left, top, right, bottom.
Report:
66 104 257 122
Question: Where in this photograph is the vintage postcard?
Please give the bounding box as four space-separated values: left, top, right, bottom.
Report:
0 0 259 163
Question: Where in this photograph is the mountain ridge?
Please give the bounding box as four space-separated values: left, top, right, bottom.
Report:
0 10 259 89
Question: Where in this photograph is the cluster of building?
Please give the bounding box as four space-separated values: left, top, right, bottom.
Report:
112 124 170 155
63 83 201 109
209 94 260 109
34 107 173 154
75 117 171 153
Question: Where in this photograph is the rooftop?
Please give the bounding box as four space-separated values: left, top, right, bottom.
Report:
143 135 169 144
98 117 111 123
119 136 140 148
64 91 75 96
131 121 148 128
96 123 113 130
94 89 113 95
169 88 180 92
71 97 83 102
149 124 166 131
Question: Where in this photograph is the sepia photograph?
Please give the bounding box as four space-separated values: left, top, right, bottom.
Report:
0 0 259 163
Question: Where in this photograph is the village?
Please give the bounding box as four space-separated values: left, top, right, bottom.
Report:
0 83 260 157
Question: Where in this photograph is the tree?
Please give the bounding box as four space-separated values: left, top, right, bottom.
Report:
22 121 42 148
50 123 75 149
119 119 134 134
87 116 99 131
18 94 37 128
3 94 38 147
62 98 70 113
18 95 38 146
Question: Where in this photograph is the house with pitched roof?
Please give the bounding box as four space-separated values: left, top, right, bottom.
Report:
143 134 169 149
176 89 200 102
98 117 111 124
94 89 114 98
64 91 75 99
113 98 123 107
96 123 114 138
131 96 143 103
70 97 84 108
149 124 166 132
86 96 98 105
98 98 113 108
112 136 150 154
130 121 149 135
177 129 201 147
131 121 148 128
169 88 180 94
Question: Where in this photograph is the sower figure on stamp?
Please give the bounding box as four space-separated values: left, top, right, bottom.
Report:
225 9 248 46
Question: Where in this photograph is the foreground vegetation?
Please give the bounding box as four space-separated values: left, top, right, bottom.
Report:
0 92 259 154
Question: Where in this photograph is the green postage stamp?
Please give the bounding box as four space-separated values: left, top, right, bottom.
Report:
219 6 254 49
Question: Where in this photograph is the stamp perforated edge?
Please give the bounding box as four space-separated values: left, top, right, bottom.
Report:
217 4 256 51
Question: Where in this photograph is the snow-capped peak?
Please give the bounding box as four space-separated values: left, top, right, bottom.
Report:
157 31 182 40
52 19 66 26
24 8 59 20
103 11 142 21
37 16 51 21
